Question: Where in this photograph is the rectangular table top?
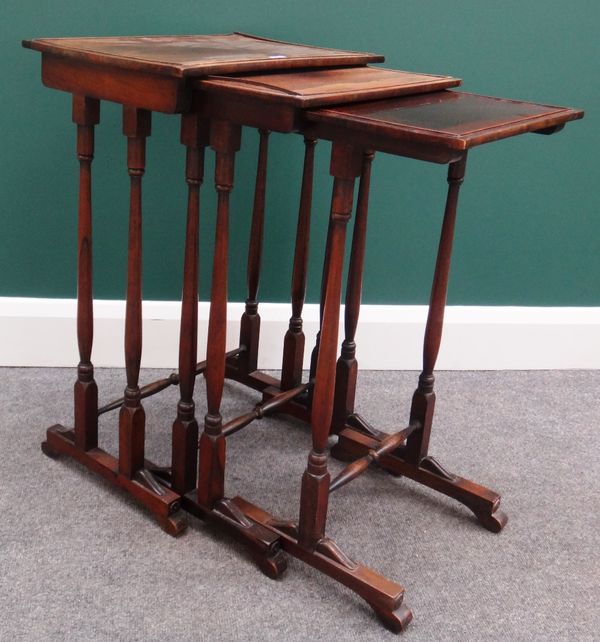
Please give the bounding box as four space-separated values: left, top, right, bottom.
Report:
198 66 461 108
306 91 584 151
22 32 384 78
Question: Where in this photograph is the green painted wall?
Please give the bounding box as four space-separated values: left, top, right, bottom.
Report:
2 0 598 305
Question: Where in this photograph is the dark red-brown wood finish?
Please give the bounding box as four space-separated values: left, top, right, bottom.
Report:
280 136 316 391
27 34 583 636
170 112 209 496
197 119 240 509
332 150 375 434
72 95 100 453
238 129 270 376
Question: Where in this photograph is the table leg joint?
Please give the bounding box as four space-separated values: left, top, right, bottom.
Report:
230 496 412 632
182 493 287 579
333 425 508 532
41 425 186 537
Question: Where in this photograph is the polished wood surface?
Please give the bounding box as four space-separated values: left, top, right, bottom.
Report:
171 112 209 496
298 142 363 548
23 32 383 77
28 31 583 636
197 119 241 509
306 90 584 151
238 129 270 376
280 137 316 390
118 107 151 481
72 96 100 452
199 66 460 107
332 150 374 433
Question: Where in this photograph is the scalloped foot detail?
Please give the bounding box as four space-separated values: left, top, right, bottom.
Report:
475 507 508 533
41 440 60 459
159 510 187 537
256 547 287 579
370 601 413 633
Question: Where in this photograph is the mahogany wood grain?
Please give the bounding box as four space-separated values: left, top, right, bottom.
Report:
42 425 185 536
405 156 466 465
27 34 584 635
98 347 243 416
307 207 334 403
197 119 241 508
24 33 383 78
40 54 189 114
118 107 151 480
329 426 416 492
199 66 460 107
281 137 316 390
238 129 270 376
181 492 287 579
233 496 412 632
306 91 584 153
298 142 363 549
72 96 100 452
171 112 209 495
221 383 309 437
332 150 375 434
332 427 507 532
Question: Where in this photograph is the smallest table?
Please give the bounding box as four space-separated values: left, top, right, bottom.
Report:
188 78 582 631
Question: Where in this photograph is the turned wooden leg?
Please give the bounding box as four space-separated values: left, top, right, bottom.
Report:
281 137 316 391
307 197 334 407
238 129 269 376
72 96 100 452
404 156 467 465
332 151 375 434
171 113 209 495
197 119 241 508
330 153 506 532
118 107 151 480
298 142 363 549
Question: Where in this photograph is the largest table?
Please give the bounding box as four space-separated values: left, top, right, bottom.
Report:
23 33 583 633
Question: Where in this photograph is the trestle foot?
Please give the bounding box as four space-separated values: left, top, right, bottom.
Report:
182 493 287 579
41 439 60 459
42 424 187 537
231 496 412 634
158 509 187 537
256 548 288 580
369 601 413 633
333 427 507 532
474 506 508 534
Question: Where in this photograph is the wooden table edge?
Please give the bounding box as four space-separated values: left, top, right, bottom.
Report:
22 34 385 79
306 95 584 151
196 75 463 108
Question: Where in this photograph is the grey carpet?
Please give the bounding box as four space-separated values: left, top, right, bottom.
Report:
0 368 598 642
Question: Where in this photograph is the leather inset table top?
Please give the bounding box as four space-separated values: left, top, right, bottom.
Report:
306 91 584 150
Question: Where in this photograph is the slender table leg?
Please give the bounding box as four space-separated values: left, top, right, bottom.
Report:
197 119 241 509
185 120 287 577
281 137 317 391
119 107 151 480
171 113 209 496
332 154 507 532
404 156 466 464
332 151 375 434
72 96 100 452
306 197 334 407
238 129 270 376
42 102 183 537
298 142 363 549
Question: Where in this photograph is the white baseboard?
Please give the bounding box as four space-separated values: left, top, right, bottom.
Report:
0 297 598 370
